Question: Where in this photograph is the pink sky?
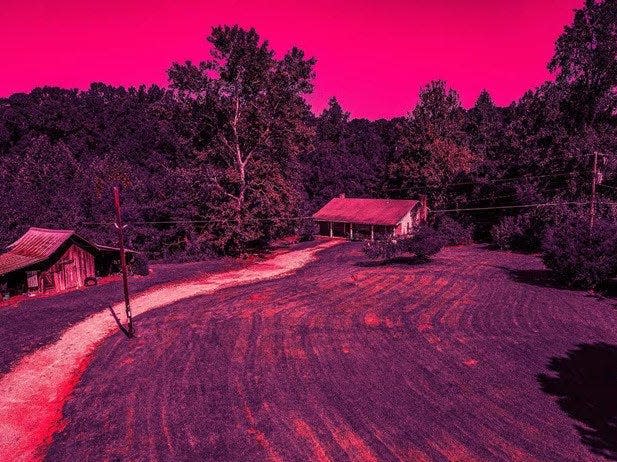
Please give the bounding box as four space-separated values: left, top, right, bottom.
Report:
0 0 582 119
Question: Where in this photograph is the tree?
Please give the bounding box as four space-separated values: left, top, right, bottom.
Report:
389 80 475 207
168 25 316 254
303 97 387 209
550 0 617 127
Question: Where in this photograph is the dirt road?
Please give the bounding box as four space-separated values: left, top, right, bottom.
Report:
46 244 617 461
0 239 340 461
0 258 245 374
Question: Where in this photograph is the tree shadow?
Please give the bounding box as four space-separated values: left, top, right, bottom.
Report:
501 267 562 288
107 305 132 338
500 266 617 301
538 343 617 460
355 256 431 267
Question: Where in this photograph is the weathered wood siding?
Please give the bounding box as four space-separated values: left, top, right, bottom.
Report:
40 244 95 292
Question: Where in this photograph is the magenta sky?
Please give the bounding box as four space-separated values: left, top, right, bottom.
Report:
1 0 582 119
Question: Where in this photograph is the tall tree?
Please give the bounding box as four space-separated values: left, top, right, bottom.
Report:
548 0 617 207
390 80 475 207
168 26 316 253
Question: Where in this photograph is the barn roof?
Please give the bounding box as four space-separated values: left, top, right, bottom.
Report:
0 228 96 277
312 197 420 226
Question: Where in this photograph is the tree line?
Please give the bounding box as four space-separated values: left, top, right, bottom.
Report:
1 1 616 260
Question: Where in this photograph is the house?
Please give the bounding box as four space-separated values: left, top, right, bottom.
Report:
312 195 428 240
0 227 136 297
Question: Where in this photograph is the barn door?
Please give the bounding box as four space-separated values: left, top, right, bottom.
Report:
65 263 78 289
60 259 79 289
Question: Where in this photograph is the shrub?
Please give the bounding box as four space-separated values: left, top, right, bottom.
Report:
403 224 447 261
362 236 399 260
491 212 548 251
491 215 528 250
434 216 474 246
129 253 150 276
297 218 316 242
542 218 617 289
362 226 445 262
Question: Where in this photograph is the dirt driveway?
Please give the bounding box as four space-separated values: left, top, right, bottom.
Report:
0 239 340 461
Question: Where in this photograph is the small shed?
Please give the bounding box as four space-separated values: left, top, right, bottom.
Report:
0 228 135 296
312 195 428 240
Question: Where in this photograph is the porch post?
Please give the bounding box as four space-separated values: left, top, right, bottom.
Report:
349 223 353 240
329 221 333 237
370 225 374 241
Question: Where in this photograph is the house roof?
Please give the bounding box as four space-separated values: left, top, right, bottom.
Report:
312 197 420 226
0 228 96 276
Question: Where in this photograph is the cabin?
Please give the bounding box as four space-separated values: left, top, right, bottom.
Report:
312 195 428 240
0 228 136 297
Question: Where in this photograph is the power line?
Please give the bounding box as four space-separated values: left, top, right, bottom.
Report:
79 199 600 227
80 216 314 227
429 201 591 214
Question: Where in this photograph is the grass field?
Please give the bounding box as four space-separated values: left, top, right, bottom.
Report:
3 242 617 461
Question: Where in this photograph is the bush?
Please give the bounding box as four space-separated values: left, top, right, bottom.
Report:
362 236 399 260
491 211 549 251
362 226 445 262
542 218 617 289
297 218 316 242
434 216 474 246
491 215 525 250
403 224 447 261
129 253 150 276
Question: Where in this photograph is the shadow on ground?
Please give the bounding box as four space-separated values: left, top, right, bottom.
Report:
538 343 617 461
504 268 559 288
501 267 617 304
355 256 431 267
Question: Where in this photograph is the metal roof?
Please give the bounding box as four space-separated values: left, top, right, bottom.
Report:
312 197 420 226
0 228 94 276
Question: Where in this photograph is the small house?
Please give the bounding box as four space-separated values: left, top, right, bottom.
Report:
0 227 136 296
312 195 428 240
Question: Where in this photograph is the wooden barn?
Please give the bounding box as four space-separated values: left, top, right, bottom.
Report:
0 228 134 297
313 195 429 240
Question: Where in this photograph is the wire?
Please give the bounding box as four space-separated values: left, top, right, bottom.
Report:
80 216 315 227
430 201 591 213
79 199 599 227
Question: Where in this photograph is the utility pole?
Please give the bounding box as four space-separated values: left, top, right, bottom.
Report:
590 151 605 231
113 186 134 337
590 151 598 230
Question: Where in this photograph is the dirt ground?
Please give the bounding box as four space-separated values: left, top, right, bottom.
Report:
0 239 339 461
0 257 246 374
38 243 617 461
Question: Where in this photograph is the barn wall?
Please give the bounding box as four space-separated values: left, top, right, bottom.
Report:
42 244 95 292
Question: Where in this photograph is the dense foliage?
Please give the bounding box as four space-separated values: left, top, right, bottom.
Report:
433 216 474 246
543 216 617 289
362 225 446 262
1 1 617 258
404 225 447 261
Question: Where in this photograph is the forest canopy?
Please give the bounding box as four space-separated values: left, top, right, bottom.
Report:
1 1 617 257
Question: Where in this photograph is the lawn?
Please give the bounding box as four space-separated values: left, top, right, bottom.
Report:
39 243 617 461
